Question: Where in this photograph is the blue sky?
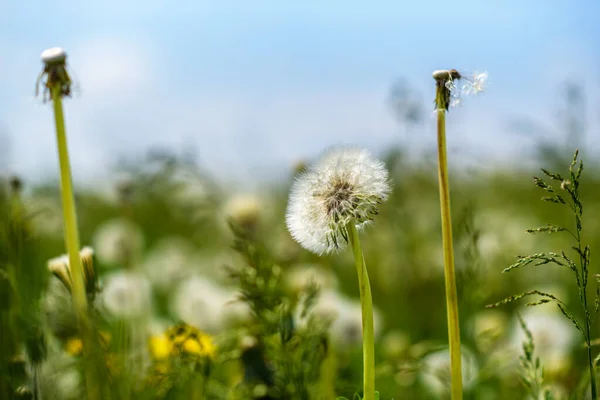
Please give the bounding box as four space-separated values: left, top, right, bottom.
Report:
0 0 599 185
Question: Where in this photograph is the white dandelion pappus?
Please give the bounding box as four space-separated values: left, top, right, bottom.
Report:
99 271 152 319
171 275 250 334
435 70 488 110
286 148 390 255
308 289 383 346
92 218 144 267
420 346 479 396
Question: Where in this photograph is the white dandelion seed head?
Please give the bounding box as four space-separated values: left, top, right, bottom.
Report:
171 275 250 334
310 290 383 346
142 237 195 292
509 307 576 362
420 346 479 396
43 278 79 339
286 147 390 255
285 263 339 293
461 71 488 96
38 350 82 400
92 218 144 267
99 271 152 319
223 192 263 229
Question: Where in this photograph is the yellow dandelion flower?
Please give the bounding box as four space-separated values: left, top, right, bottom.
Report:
199 334 216 359
149 335 173 360
65 337 83 356
182 338 202 355
164 322 216 359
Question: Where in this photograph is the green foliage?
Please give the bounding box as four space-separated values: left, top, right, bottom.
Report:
517 314 553 400
4 145 600 398
489 149 598 399
337 390 382 400
228 221 329 399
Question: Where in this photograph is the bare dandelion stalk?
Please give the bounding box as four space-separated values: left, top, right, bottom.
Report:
433 69 463 400
38 48 102 400
347 221 376 400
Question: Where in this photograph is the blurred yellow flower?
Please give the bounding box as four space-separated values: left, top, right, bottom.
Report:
149 335 173 360
151 323 216 361
65 337 83 356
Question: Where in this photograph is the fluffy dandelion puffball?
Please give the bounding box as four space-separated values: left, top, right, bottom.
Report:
100 271 152 319
286 147 390 255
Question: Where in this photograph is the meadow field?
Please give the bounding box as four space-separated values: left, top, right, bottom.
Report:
2 86 599 399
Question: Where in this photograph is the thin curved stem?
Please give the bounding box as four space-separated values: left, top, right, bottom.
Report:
347 222 375 400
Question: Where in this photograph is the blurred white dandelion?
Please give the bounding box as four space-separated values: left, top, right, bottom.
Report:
99 271 152 319
420 346 479 396
43 279 79 340
38 350 82 400
471 309 508 352
171 275 249 333
92 218 144 267
142 237 195 292
310 290 383 346
26 196 63 236
286 147 390 255
223 192 263 229
509 307 576 371
285 263 339 293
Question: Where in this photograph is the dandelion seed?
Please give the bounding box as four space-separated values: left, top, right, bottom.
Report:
286 147 390 255
433 69 487 111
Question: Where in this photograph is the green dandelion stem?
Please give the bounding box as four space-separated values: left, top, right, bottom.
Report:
50 76 102 400
347 221 375 400
434 72 463 400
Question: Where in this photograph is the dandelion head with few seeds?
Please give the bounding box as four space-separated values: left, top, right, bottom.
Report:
433 69 488 110
286 147 390 255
